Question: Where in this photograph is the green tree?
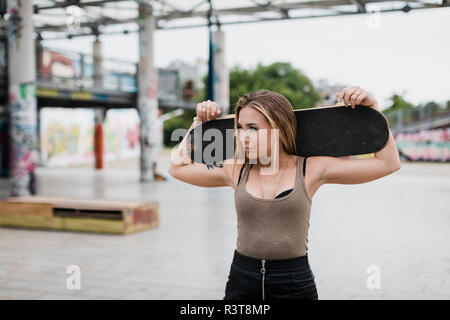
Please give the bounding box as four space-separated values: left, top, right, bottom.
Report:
421 101 441 114
384 93 414 113
201 62 321 113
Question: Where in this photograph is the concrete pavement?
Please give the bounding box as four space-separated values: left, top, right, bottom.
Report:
0 150 449 299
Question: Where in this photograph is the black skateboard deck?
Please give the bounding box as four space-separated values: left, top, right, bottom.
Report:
188 104 389 166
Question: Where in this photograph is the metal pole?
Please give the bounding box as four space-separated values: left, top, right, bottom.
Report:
207 0 214 101
93 37 103 89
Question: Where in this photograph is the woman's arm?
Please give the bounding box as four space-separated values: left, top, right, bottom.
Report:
168 101 233 188
320 129 401 185
316 86 402 185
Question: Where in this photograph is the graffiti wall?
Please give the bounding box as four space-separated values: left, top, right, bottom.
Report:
103 109 140 161
40 108 141 167
395 128 450 161
40 108 94 166
0 106 9 177
9 82 37 195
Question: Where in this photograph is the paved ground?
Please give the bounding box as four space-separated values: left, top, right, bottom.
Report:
0 149 449 300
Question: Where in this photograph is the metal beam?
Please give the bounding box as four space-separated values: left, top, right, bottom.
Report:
35 0 127 11
36 3 450 40
350 0 367 13
34 0 449 34
249 0 291 18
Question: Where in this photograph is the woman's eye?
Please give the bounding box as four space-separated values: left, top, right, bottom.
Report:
237 126 257 131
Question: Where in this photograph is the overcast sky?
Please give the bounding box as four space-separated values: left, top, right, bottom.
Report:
43 6 450 111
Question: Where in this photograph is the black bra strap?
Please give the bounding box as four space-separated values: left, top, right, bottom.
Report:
237 163 245 184
303 157 307 177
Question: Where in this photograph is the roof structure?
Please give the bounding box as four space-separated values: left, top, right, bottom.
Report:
11 0 448 40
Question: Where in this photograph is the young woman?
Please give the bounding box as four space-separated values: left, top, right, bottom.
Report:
169 87 402 300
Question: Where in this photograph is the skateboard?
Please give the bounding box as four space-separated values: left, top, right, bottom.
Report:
188 104 389 166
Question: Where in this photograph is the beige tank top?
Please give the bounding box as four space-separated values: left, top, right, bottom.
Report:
234 156 312 260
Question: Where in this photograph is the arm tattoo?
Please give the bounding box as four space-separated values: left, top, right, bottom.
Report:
205 161 224 170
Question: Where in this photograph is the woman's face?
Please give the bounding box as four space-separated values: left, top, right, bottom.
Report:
237 106 278 161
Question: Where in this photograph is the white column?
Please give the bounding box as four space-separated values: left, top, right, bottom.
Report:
137 3 159 182
7 0 37 196
213 29 229 115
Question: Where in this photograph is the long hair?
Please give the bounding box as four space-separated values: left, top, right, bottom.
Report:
231 89 297 178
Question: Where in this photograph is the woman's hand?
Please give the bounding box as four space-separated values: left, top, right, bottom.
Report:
196 100 222 122
336 86 380 111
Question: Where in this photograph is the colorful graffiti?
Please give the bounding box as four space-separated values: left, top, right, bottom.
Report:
40 108 141 167
103 109 141 161
40 108 94 166
9 82 37 195
395 128 450 161
0 107 9 177
7 1 24 45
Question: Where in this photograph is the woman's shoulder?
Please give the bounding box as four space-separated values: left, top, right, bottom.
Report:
302 156 336 183
223 159 246 190
303 155 325 170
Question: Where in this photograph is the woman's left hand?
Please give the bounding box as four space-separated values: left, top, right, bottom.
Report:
336 86 380 111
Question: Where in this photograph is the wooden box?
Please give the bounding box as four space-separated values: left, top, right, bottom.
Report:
0 196 159 235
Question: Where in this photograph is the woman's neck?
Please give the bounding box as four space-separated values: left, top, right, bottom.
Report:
255 151 291 168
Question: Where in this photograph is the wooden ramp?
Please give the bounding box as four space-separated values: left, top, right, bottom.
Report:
0 196 159 235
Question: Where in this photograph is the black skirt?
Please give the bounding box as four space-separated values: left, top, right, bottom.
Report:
223 250 319 300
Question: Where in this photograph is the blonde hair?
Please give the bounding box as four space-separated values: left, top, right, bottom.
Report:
231 89 297 178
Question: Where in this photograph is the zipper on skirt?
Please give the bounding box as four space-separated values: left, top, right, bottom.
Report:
260 259 266 300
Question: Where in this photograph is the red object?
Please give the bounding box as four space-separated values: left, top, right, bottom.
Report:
94 123 104 169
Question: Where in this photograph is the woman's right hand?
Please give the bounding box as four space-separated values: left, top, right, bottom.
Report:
196 100 222 122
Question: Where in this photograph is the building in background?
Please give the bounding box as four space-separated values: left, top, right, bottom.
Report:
167 58 207 101
315 78 345 107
